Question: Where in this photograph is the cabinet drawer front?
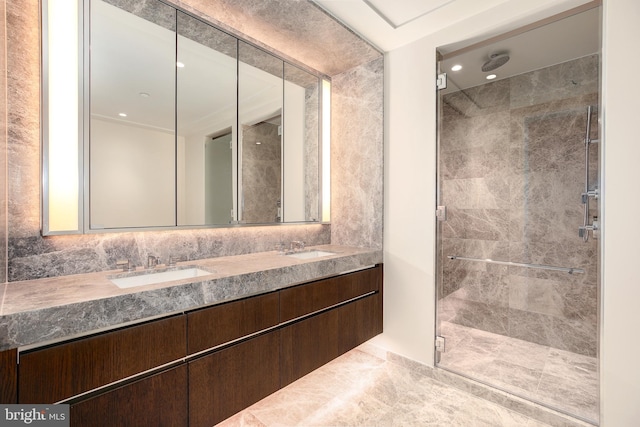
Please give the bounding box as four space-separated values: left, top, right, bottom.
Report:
189 331 280 427
0 348 17 403
19 315 186 403
280 309 340 387
187 292 279 354
70 365 188 427
337 293 383 355
280 265 381 322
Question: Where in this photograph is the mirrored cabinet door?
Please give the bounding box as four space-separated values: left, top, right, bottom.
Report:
176 12 238 226
283 63 320 223
89 0 177 229
238 42 284 224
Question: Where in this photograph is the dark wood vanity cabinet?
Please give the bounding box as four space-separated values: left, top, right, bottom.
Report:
281 308 341 386
280 265 383 386
280 292 383 387
280 265 381 322
338 292 383 354
187 291 279 354
70 365 188 427
0 348 17 403
11 263 383 426
188 331 281 427
18 314 187 404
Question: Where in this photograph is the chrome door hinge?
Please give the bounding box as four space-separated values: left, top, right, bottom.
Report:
436 205 447 221
437 73 447 90
435 336 446 352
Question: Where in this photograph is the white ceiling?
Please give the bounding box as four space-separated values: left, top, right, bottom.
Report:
313 0 600 92
439 7 600 92
312 0 596 53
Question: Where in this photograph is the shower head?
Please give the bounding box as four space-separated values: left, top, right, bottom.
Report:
482 53 510 72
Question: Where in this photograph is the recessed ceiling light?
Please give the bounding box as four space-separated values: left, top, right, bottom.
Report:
255 141 262 145
139 92 150 98
486 74 497 80
176 61 185 68
118 113 127 117
451 64 462 71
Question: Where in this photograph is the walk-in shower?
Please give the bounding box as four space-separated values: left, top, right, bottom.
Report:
435 4 601 424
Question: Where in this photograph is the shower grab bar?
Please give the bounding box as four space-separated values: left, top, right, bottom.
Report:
579 105 599 242
447 255 585 274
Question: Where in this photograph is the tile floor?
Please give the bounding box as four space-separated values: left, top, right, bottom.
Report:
215 342 593 427
438 321 599 424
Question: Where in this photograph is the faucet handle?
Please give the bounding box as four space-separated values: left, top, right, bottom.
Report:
147 254 160 269
116 259 134 272
290 241 306 252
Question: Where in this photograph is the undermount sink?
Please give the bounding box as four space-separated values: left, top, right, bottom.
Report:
286 250 335 260
109 267 213 289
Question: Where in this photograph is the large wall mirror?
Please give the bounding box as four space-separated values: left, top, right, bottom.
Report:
42 0 329 234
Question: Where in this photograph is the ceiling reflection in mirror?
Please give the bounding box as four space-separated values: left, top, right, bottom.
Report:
177 11 237 226
84 0 326 232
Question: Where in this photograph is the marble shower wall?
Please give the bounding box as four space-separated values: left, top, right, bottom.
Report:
4 0 383 282
439 55 599 356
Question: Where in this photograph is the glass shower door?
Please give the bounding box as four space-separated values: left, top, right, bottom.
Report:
435 6 601 424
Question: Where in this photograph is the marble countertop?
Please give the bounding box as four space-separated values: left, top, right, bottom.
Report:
0 245 382 351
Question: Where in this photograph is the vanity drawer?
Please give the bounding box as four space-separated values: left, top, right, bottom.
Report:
0 348 17 403
18 314 186 404
280 308 340 387
280 264 381 322
188 330 280 427
187 291 279 354
70 364 188 427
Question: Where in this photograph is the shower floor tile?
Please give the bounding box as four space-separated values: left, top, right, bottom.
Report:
438 321 599 423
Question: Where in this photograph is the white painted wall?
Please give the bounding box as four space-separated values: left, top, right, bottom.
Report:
379 0 640 423
600 0 640 424
373 38 437 365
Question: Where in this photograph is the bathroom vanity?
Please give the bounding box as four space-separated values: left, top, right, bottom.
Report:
0 246 382 426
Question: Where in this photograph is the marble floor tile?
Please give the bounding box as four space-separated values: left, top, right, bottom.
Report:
437 322 598 424
216 345 563 427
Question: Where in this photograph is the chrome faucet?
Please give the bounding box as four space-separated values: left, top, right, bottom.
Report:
147 254 160 269
290 241 305 252
168 254 186 267
116 259 135 272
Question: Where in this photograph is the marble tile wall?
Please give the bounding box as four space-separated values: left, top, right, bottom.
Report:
439 55 599 356
304 84 320 222
4 0 384 282
331 57 384 249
